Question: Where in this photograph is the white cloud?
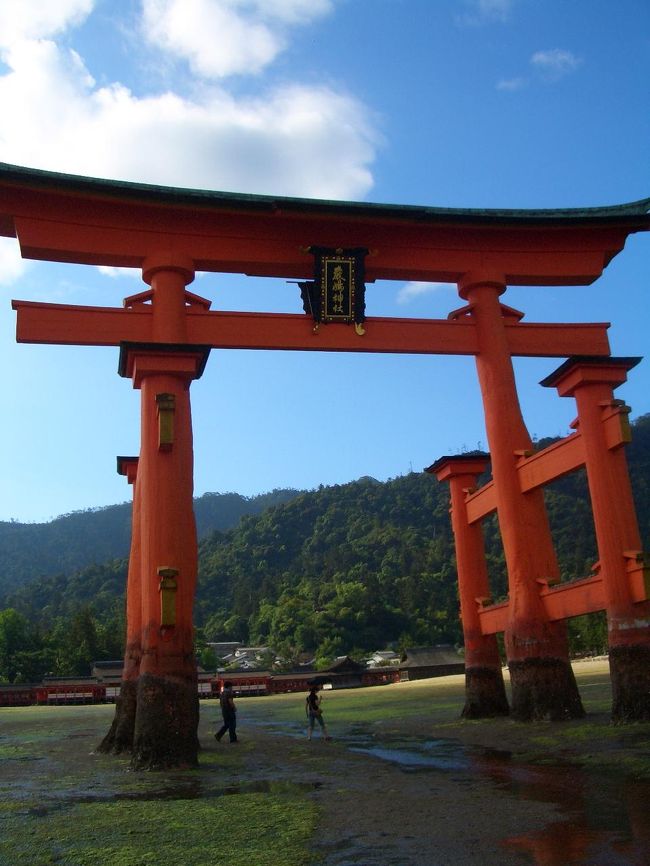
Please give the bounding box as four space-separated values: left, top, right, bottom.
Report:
0 35 378 202
397 282 454 305
497 47 580 93
475 0 514 21
0 237 28 285
0 2 380 287
0 0 93 47
457 0 515 25
141 0 333 78
260 0 334 24
97 266 142 279
531 48 581 81
496 76 526 91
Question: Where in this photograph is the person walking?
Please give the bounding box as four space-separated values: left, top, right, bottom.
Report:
215 681 238 743
306 684 331 741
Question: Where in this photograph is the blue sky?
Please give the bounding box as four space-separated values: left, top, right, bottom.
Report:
0 0 648 523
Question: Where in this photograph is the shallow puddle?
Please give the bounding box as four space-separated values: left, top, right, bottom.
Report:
492 763 650 865
339 730 650 865
349 738 471 772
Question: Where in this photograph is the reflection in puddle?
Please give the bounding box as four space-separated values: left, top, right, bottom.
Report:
350 739 471 772
491 764 650 866
342 732 650 865
505 819 647 866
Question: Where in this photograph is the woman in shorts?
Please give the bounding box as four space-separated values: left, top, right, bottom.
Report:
306 684 331 741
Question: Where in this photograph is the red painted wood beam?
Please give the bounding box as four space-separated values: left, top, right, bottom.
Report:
516 434 585 492
13 212 615 284
465 420 626 526
12 301 152 346
2 165 647 289
12 300 611 357
478 561 650 636
465 483 497 525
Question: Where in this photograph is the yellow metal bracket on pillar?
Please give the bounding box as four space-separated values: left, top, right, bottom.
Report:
158 566 179 626
156 393 175 451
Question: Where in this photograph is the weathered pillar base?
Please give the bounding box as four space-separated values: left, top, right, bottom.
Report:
462 666 510 718
131 673 199 770
509 658 585 721
610 645 650 722
97 679 137 755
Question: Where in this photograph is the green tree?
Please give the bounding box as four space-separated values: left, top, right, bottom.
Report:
0 608 36 683
48 606 100 676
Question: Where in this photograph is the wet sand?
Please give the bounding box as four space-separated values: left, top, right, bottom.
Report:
2 659 649 865
239 659 650 865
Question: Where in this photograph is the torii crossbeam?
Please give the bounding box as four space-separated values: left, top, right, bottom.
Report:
12 298 611 356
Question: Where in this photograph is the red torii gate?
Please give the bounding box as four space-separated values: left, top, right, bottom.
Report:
2 162 649 768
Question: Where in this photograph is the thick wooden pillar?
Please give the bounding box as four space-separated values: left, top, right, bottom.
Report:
118 253 210 769
458 274 584 720
119 343 208 768
98 457 141 754
543 356 650 720
428 455 509 717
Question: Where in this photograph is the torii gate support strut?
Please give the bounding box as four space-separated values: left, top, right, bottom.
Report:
99 455 140 755
431 354 649 721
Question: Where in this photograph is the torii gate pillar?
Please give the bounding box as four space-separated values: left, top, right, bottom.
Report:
429 455 509 718
117 254 209 769
458 274 584 720
543 356 650 720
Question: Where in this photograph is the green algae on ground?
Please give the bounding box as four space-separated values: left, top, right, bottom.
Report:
0 793 316 866
0 742 35 759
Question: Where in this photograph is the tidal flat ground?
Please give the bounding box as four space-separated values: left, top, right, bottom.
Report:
1 660 650 866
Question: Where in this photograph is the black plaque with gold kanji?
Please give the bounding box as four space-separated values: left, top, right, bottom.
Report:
301 246 367 329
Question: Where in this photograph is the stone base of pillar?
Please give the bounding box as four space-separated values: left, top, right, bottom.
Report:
462 666 510 718
509 657 585 721
130 673 199 770
97 679 137 755
610 644 650 721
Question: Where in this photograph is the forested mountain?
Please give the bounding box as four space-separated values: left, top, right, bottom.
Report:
0 488 299 596
196 474 461 664
192 413 650 667
1 415 649 682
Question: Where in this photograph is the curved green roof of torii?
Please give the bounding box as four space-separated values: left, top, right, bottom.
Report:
1 161 649 228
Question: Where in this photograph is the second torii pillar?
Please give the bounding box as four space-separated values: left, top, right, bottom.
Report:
458 274 584 720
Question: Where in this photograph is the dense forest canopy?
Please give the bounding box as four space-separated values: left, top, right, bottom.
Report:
0 488 299 595
1 415 649 683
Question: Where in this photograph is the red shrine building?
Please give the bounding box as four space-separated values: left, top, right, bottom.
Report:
1 162 648 768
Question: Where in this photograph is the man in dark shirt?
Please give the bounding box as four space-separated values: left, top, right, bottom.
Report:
215 682 238 743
